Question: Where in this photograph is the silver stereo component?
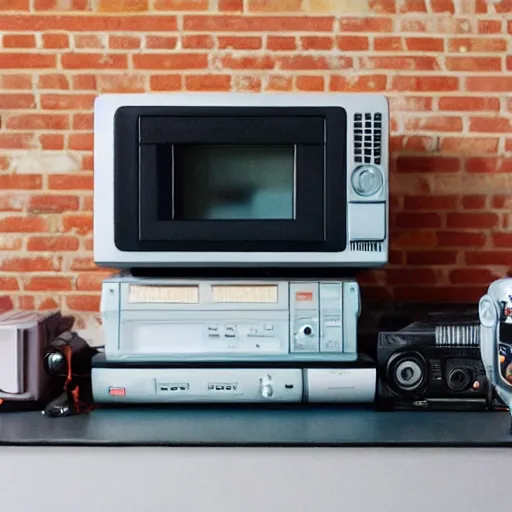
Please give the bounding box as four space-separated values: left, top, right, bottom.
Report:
101 273 360 363
91 357 376 404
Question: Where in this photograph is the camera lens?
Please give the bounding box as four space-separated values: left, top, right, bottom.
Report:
448 368 471 392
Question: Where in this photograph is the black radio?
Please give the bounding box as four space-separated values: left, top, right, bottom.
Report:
376 311 501 411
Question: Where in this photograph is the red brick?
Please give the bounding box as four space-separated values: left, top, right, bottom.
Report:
449 38 508 52
392 76 459 91
98 0 148 10
466 77 512 92
438 97 500 111
68 133 93 151
388 97 433 111
336 36 369 51
400 18 473 34
430 0 455 13
0 134 34 149
61 53 127 69
150 75 182 91
470 117 512 134
396 156 460 173
74 35 105 49
70 257 97 271
265 75 292 91
183 15 334 32
185 75 231 91
0 15 177 32
368 0 396 12
449 269 497 285
0 54 55 69
76 273 110 291
0 0 29 9
403 195 458 210
73 113 93 130
72 75 97 90
66 295 101 312
38 74 70 90
406 251 458 265
34 0 90 8
405 37 444 51
0 238 23 251
267 36 297 51
493 195 512 209
0 278 19 291
41 94 95 110
440 137 499 154
232 76 261 92
465 251 512 266
398 0 427 11
495 0 512 12
3 35 36 48
62 213 93 235
446 212 499 229
38 297 60 310
6 114 69 130
446 57 502 72
393 286 486 303
133 54 207 70
98 75 145 93
436 231 486 247
395 212 442 229
0 193 26 212
462 195 486 209
48 174 93 190
386 268 439 285
493 233 512 248
0 216 47 233
25 276 72 292
218 0 243 10
403 136 436 152
0 257 59 272
330 75 387 92
28 195 79 213
468 158 512 173
154 0 208 9
182 35 214 49
0 174 42 189
339 17 393 32
374 36 403 51
109 36 140 49
300 36 333 50
0 76 33 90
405 116 462 133
27 236 80 252
391 230 437 248
478 20 502 33
278 55 351 70
296 76 324 91
39 134 64 150
42 34 69 48
361 56 439 71
218 36 262 50
146 36 178 49
221 55 275 70
248 0 301 10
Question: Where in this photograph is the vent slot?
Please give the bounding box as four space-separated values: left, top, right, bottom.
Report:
350 241 383 252
353 112 383 166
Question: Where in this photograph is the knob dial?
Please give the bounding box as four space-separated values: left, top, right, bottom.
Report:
351 164 383 197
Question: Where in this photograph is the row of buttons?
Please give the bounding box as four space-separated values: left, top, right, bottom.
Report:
353 112 382 165
208 384 238 391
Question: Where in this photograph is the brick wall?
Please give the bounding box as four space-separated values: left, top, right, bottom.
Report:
0 0 510 342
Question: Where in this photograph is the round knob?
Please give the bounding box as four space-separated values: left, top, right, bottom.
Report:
351 165 383 197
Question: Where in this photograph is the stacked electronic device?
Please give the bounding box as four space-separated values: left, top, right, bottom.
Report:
90 92 390 405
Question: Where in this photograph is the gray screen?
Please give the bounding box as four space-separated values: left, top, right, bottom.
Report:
174 145 295 220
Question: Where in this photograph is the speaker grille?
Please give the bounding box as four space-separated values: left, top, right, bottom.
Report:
350 241 383 252
353 112 383 165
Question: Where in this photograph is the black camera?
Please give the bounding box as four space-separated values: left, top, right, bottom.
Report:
377 311 500 411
